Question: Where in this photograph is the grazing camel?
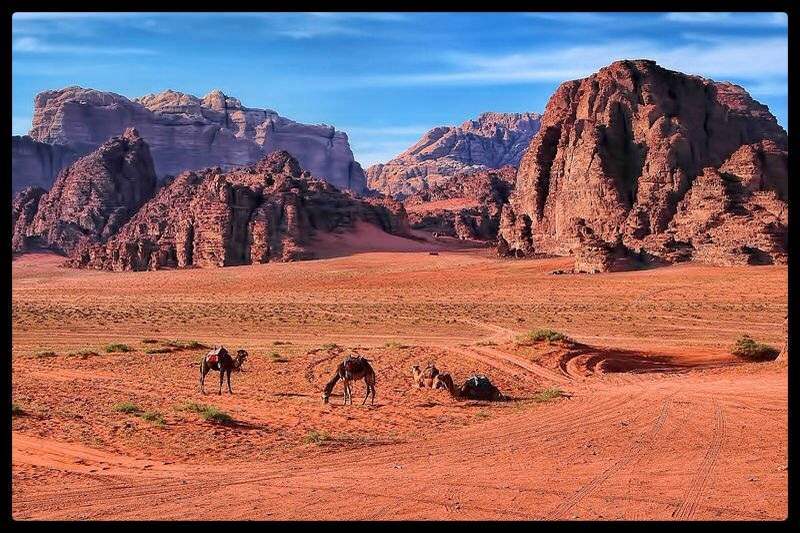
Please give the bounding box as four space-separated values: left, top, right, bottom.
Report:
199 346 248 395
322 354 376 405
433 372 505 401
411 362 440 388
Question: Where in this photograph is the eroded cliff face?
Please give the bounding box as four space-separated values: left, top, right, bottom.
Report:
403 166 516 240
15 86 366 193
67 151 410 272
12 128 157 256
498 60 788 268
366 112 541 198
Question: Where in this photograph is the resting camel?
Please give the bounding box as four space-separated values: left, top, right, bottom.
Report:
433 372 505 401
322 354 376 405
411 362 440 388
199 346 248 395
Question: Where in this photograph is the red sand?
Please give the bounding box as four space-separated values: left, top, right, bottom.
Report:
11 249 787 520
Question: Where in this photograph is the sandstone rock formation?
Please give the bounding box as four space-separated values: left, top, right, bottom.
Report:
366 112 541 198
404 166 515 240
498 60 788 269
12 128 157 256
14 86 366 193
11 186 46 253
69 151 410 271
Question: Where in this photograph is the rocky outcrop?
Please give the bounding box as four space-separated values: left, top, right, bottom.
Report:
498 60 788 268
12 128 157 255
366 112 540 198
69 151 410 271
11 186 47 253
15 86 366 193
404 166 515 240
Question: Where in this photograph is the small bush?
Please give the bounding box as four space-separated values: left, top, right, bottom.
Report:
177 402 233 424
533 387 565 403
35 350 57 358
69 349 100 358
105 343 133 353
384 341 409 349
164 340 208 350
113 402 141 414
140 411 166 426
304 429 329 445
322 343 340 351
269 352 288 363
12 403 25 417
142 339 160 344
516 329 571 345
273 340 291 346
474 341 497 347
731 335 779 362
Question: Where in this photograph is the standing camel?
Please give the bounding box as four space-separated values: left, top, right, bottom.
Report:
322 354 376 405
199 346 248 395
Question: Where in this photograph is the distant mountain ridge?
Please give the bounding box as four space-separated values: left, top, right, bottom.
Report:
366 111 541 198
12 86 367 194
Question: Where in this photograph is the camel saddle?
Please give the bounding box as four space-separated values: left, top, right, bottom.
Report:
206 346 228 366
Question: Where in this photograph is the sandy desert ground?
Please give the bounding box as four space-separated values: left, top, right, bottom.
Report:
11 236 787 520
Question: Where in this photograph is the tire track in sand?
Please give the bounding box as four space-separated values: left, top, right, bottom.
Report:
546 393 675 519
671 401 725 520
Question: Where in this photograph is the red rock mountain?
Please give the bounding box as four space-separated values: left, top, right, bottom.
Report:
68 151 410 271
498 60 788 267
12 128 157 256
403 166 516 240
366 112 541 198
12 87 366 194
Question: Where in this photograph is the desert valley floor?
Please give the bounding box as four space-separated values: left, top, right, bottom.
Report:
11 238 788 520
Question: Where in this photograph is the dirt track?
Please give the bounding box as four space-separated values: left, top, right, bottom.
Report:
11 250 787 520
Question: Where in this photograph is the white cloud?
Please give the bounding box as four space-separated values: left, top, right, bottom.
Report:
13 36 156 55
664 12 787 26
347 36 787 89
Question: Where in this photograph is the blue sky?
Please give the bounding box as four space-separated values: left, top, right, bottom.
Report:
12 12 788 167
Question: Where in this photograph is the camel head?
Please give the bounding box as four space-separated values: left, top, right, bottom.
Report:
434 372 456 394
322 391 330 404
234 349 248 370
411 365 421 377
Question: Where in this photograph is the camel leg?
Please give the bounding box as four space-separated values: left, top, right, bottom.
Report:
362 380 370 405
344 380 351 405
227 370 233 394
218 370 224 395
200 363 207 394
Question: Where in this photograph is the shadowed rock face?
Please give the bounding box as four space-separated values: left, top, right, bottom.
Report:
12 128 158 256
15 86 366 193
11 137 80 195
498 60 788 268
68 151 410 272
403 166 516 240
366 112 541 199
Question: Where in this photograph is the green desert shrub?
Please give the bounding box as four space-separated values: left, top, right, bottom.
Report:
516 329 571 345
731 335 779 362
533 387 565 403
113 402 141 414
34 350 57 358
12 403 25 417
139 411 166 426
177 402 233 424
304 429 329 445
105 343 133 353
